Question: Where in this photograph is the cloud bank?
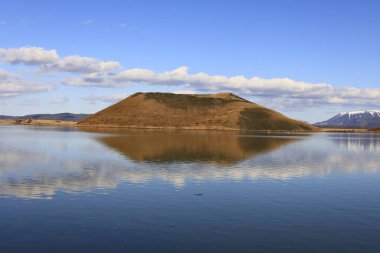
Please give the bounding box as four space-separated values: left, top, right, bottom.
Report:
0 68 52 98
0 47 59 64
1 133 380 198
0 47 120 73
64 66 380 107
1 46 380 108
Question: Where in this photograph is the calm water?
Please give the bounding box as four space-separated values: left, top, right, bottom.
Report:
0 125 380 253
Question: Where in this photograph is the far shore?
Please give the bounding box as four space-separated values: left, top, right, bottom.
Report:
0 119 77 126
1 119 379 133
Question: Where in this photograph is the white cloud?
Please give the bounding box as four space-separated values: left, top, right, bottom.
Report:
66 65 333 96
0 47 120 73
0 81 52 98
0 47 59 64
47 55 120 73
1 46 380 108
63 65 380 107
0 69 19 80
0 68 52 99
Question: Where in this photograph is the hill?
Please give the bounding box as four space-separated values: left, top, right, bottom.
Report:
79 92 316 131
0 113 91 122
315 110 380 128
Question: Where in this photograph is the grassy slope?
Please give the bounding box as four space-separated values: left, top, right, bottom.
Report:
79 92 317 131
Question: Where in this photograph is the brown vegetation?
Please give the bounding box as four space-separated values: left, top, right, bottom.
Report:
79 92 317 131
0 119 77 126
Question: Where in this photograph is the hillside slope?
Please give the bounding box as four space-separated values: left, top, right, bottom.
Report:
79 92 317 131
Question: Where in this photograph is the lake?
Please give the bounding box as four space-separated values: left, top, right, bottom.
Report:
0 125 380 253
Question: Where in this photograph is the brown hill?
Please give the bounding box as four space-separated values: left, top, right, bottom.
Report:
79 92 317 131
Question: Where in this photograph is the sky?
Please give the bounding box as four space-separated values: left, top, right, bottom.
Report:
1 0 380 122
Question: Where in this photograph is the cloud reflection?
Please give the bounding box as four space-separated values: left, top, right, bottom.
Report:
0 129 379 199
330 133 380 152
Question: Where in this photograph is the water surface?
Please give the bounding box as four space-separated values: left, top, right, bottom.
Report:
0 125 380 252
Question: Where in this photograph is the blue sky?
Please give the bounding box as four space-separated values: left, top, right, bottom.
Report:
1 0 380 122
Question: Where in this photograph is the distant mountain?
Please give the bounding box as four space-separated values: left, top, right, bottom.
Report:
79 92 317 131
315 110 380 128
0 113 91 122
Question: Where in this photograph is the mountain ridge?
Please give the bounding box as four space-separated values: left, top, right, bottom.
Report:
315 110 380 128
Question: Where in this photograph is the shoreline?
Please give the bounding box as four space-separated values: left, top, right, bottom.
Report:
1 119 379 133
0 119 77 127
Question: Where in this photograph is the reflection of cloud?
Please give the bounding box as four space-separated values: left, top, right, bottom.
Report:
331 133 380 152
0 131 303 198
0 163 119 199
0 147 119 199
0 145 52 171
2 148 379 198
1 129 380 199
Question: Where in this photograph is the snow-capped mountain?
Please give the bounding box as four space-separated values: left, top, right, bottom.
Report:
315 110 380 128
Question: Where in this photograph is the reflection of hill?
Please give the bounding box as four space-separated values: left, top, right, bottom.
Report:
2 130 380 199
0 128 307 199
96 131 300 163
